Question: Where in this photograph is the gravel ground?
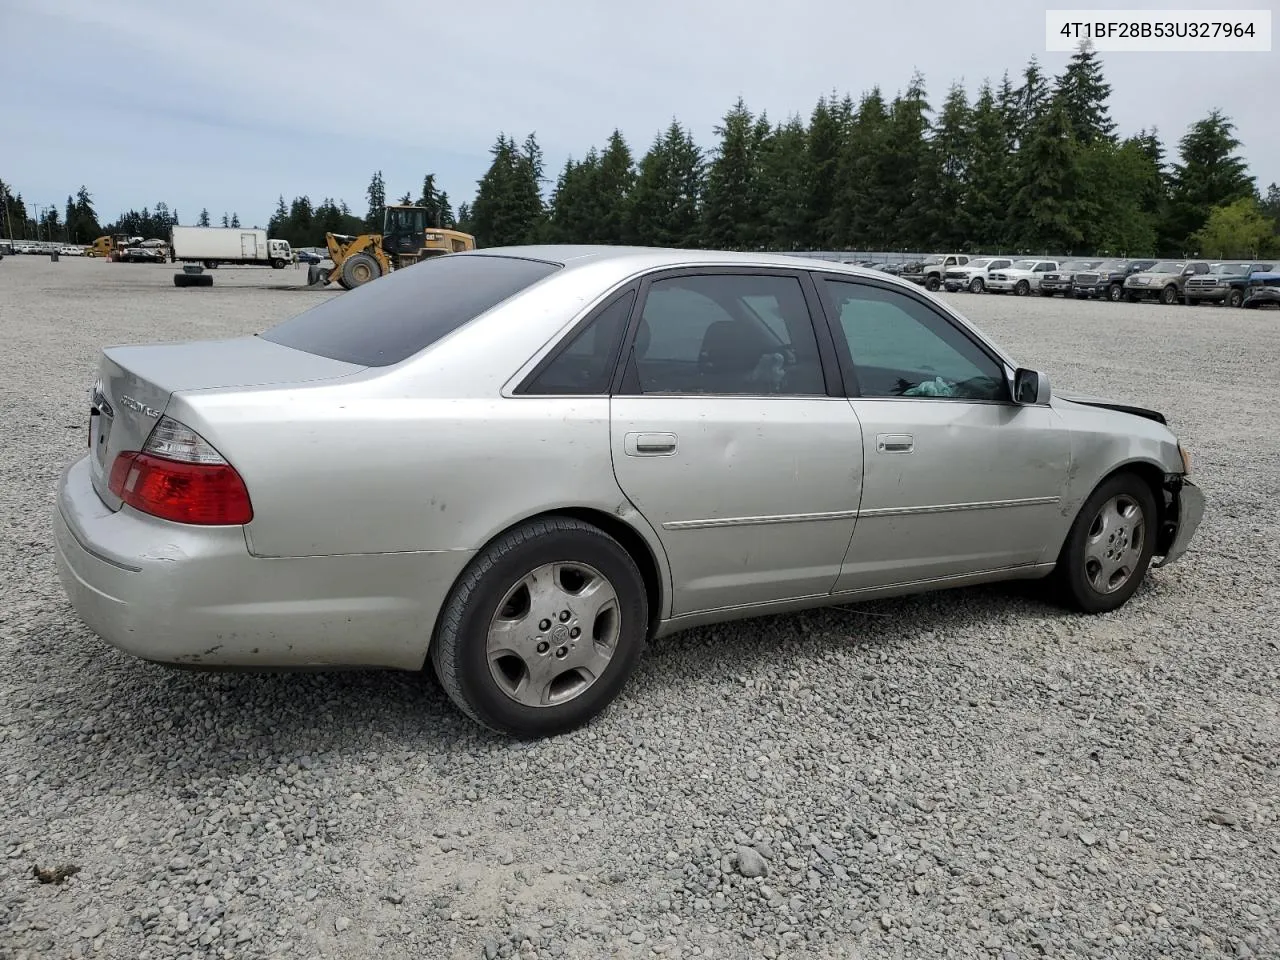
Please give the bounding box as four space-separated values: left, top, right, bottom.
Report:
1 256 1277 960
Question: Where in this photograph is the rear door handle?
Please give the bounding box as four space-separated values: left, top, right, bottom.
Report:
624 432 678 456
877 433 914 454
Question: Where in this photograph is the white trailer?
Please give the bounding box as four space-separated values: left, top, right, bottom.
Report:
169 226 292 269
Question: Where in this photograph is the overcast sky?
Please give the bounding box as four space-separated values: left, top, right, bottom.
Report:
3 0 1276 229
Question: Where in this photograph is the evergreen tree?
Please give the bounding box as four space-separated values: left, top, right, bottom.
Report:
1014 58 1050 136
455 202 473 235
65 196 75 242
702 97 765 250
230 212 240 228
365 170 386 231
1011 94 1083 251
198 208 211 227
833 89 890 249
546 152 601 243
221 213 229 227
1164 110 1255 250
805 94 843 248
627 121 703 247
757 116 809 250
1056 40 1116 146
72 186 100 243
884 72 932 248
966 82 1013 248
470 133 547 246
595 130 636 244
924 83 973 249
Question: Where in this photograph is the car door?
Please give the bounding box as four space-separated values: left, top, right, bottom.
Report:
609 269 864 617
811 274 1072 594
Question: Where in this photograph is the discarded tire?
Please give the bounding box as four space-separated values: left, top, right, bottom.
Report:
174 272 213 287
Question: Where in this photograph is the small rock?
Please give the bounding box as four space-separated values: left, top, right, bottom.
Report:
1115 922 1133 937
1079 831 1099 847
629 930 645 944
735 846 768 878
335 917 351 933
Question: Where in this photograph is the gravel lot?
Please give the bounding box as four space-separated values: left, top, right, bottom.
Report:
2 255 1277 960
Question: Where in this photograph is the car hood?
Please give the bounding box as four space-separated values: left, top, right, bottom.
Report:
1129 271 1180 282
1056 391 1167 425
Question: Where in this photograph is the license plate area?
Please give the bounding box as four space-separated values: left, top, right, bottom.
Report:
90 388 115 471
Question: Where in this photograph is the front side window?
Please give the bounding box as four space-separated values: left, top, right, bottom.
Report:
627 274 826 396
821 279 1008 402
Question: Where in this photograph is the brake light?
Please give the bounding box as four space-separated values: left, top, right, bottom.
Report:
108 416 252 525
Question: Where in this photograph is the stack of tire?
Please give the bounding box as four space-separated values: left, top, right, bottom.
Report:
174 264 212 288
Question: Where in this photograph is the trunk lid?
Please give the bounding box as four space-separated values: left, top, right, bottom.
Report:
88 336 364 509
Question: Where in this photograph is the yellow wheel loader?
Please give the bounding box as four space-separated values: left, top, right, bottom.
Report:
312 205 476 290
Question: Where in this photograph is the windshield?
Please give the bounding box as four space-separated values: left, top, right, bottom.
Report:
1149 261 1184 273
1061 260 1096 271
1010 259 1037 271
1210 263 1251 275
1094 260 1126 271
965 258 992 268
923 255 945 265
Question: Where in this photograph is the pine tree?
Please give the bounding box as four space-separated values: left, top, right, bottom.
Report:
920 83 973 249
546 152 601 243
198 208 211 227
1056 40 1116 146
595 130 636 244
966 82 1012 249
884 72 932 248
1164 109 1255 250
365 170 386 231
830 89 890 249
1011 94 1083 251
230 212 240 228
628 121 703 247
757 116 809 250
221 213 229 227
805 94 843 249
702 97 764 250
470 133 547 246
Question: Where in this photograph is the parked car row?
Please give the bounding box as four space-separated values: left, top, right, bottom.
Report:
930 255 1278 308
6 241 88 256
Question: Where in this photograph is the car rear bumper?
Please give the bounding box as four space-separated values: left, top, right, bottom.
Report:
1154 478 1204 569
52 455 473 670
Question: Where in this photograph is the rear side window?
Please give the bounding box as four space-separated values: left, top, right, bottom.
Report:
261 254 561 366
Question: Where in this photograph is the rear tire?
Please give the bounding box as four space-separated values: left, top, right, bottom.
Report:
430 517 649 737
1051 473 1157 614
173 272 212 287
340 252 381 288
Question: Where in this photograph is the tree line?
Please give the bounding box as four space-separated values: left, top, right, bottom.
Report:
4 44 1278 258
461 44 1278 257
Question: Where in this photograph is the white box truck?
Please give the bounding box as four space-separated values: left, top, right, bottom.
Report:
169 226 292 269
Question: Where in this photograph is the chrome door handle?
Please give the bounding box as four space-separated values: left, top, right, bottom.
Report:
624 432 678 456
877 433 914 454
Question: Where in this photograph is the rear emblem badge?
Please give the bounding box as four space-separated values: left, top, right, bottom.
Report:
119 395 161 418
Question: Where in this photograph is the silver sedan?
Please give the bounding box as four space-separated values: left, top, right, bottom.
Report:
54 247 1204 736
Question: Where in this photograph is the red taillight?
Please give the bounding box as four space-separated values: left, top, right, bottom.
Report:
108 452 253 526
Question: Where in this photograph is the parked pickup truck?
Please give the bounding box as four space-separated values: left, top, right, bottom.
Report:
901 254 971 291
1071 259 1159 301
1183 261 1275 307
1038 259 1102 297
1243 272 1280 309
1124 260 1211 304
943 257 1013 293
986 259 1059 296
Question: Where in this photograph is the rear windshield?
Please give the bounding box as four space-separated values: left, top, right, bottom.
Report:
261 254 561 366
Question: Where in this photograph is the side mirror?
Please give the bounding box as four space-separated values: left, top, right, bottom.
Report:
1013 368 1051 405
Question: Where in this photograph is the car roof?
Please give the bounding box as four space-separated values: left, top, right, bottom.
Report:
469 244 887 275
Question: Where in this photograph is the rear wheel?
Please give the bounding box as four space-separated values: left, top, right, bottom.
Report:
431 517 649 737
340 252 381 288
1014 280 1030 296
1051 473 1157 614
969 277 985 294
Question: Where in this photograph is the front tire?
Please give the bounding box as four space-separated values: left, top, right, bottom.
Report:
1014 280 1030 296
431 517 649 737
925 275 941 292
969 277 985 294
1108 284 1124 302
1052 473 1157 614
340 252 381 288
1227 288 1244 308
271 258 285 270
1161 284 1179 305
